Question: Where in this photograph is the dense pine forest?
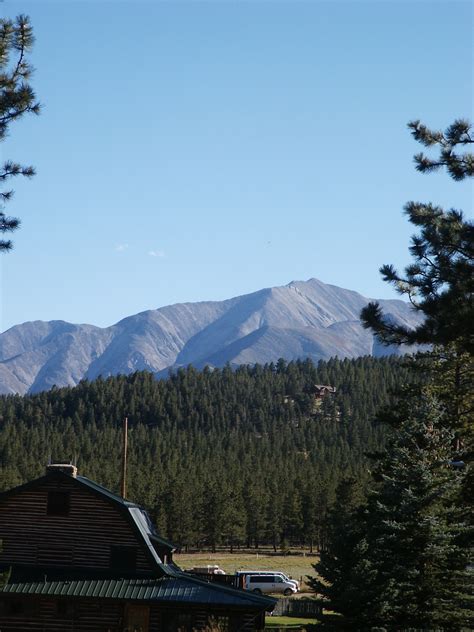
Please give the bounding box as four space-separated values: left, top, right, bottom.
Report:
0 356 413 551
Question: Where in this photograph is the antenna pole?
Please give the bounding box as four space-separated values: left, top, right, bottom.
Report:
121 417 128 498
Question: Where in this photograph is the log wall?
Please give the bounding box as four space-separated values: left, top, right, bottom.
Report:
0 476 153 573
0 598 262 631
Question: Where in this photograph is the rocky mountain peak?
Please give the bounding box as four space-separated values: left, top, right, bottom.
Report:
0 278 420 395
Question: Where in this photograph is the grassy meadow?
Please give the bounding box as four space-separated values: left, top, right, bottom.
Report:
174 552 318 592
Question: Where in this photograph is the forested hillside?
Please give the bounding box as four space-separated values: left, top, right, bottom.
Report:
0 356 412 550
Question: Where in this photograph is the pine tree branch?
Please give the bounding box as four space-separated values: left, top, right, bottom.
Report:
0 14 39 253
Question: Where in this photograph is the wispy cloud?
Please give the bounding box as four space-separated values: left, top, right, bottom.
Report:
115 243 129 252
148 249 166 258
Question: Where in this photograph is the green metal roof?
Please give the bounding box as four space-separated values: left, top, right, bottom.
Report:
0 577 276 610
75 475 135 507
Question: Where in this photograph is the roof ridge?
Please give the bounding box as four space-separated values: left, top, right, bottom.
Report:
75 475 137 507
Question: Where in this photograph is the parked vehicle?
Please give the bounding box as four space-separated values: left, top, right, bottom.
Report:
237 572 298 596
188 564 226 575
236 570 300 591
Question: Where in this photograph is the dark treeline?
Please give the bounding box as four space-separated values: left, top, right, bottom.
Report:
0 356 412 551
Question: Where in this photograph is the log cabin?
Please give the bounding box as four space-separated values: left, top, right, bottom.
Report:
0 463 275 631
311 385 336 400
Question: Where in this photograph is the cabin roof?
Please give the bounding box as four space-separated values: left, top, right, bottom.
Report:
0 471 147 515
0 576 276 609
75 474 135 507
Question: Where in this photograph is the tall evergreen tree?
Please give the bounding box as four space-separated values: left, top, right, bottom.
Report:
312 396 473 631
219 486 246 553
362 396 472 631
0 15 40 251
313 118 474 630
361 116 473 503
308 478 366 630
361 119 474 354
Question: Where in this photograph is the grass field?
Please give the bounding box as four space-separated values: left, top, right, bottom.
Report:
265 615 318 629
174 552 318 591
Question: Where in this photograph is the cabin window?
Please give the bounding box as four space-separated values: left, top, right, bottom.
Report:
249 574 272 583
110 545 137 572
47 490 70 516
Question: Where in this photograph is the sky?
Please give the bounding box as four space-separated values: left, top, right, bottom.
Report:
0 0 472 331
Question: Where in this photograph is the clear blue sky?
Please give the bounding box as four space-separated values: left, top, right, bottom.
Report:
0 0 472 331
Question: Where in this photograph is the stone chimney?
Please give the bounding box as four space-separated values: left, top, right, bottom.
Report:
46 463 78 478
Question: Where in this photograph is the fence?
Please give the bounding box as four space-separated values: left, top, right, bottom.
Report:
270 597 322 617
184 573 323 619
184 571 240 588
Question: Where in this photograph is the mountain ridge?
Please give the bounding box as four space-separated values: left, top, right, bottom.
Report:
0 277 420 395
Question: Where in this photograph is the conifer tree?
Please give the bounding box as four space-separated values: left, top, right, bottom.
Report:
0 15 40 251
360 396 472 631
312 397 473 631
418 346 474 465
360 115 473 522
361 119 474 354
409 118 474 180
308 478 366 630
336 117 474 630
219 486 246 553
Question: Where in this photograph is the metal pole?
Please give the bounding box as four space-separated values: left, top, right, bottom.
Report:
121 416 128 498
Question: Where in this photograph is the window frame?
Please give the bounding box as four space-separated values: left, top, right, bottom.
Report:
46 490 71 516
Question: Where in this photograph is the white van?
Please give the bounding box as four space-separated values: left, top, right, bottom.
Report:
236 570 300 591
238 572 298 596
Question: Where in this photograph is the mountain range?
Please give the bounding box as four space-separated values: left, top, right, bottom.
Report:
0 278 420 395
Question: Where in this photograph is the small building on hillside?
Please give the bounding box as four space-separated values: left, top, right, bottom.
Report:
0 464 274 631
309 385 337 415
311 384 336 400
